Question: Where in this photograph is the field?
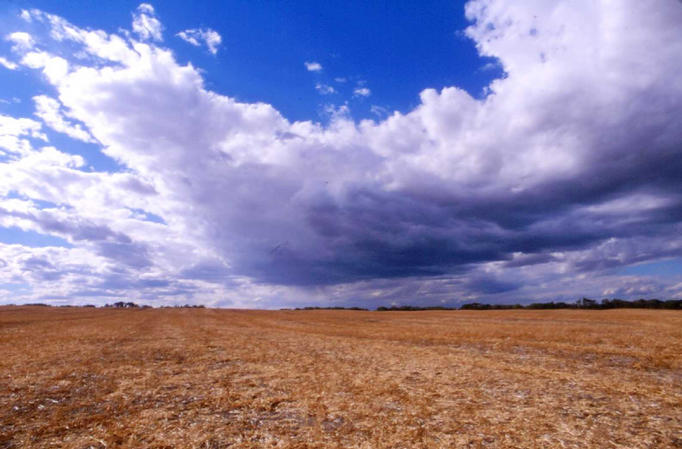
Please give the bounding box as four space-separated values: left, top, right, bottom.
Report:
1 307 681 448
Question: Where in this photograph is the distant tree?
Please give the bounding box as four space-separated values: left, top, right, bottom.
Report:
376 305 457 311
109 301 140 308
577 298 598 308
409 298 682 311
292 306 369 311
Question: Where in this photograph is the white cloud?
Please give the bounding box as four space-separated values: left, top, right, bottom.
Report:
370 105 388 117
33 95 95 143
132 3 163 41
137 3 154 14
322 103 351 121
304 61 322 72
1 1 682 306
315 83 336 95
6 32 34 52
0 114 47 157
21 51 69 84
177 28 222 55
0 57 17 70
22 9 140 65
353 87 371 97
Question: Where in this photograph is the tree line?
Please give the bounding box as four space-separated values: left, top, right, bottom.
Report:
379 298 682 311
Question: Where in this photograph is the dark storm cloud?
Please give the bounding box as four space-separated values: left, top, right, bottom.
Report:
464 275 520 295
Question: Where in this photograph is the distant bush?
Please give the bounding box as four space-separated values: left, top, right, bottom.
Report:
293 306 369 311
373 298 681 311
524 301 576 310
600 298 682 309
158 304 205 308
459 303 523 310
105 301 140 308
376 305 456 311
460 298 682 310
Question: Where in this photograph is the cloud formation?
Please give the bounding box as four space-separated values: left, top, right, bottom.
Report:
33 95 95 143
353 87 370 97
1 1 682 307
0 56 18 70
315 83 336 95
132 3 163 41
6 31 34 51
304 61 323 72
177 28 222 55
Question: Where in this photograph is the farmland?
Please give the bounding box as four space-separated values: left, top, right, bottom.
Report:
1 306 681 448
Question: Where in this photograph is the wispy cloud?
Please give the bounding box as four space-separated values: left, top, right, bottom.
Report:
33 95 96 143
315 83 336 95
177 28 222 55
0 57 17 70
353 87 371 97
370 105 388 117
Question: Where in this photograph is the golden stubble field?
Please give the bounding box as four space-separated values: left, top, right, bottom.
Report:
1 307 680 449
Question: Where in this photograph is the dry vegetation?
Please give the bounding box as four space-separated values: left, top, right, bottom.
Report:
1 306 681 448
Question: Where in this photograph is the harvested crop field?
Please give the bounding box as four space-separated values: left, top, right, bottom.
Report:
1 307 681 448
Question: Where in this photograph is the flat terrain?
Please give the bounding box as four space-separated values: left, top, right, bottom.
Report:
1 307 681 449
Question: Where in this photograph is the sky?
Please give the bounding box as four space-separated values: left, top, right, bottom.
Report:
0 1 681 308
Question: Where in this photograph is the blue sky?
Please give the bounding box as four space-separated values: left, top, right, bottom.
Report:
1 1 682 307
2 0 501 123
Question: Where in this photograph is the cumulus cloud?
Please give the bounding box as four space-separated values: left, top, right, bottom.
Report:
177 28 222 55
1 0 682 307
132 3 163 41
6 31 34 51
305 61 323 72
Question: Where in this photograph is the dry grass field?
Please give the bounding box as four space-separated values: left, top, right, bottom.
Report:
1 306 681 449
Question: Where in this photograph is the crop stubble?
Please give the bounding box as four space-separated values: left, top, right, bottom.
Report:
1 306 681 448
